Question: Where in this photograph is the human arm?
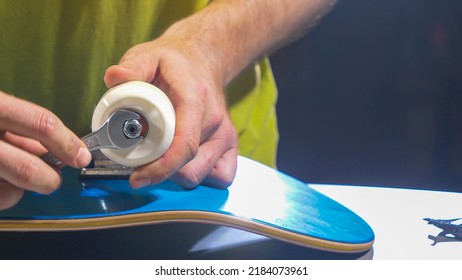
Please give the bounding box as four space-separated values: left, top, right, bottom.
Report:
104 0 336 189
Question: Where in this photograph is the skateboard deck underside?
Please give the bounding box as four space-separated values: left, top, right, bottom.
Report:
0 157 374 253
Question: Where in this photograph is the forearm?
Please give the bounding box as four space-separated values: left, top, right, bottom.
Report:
163 0 336 84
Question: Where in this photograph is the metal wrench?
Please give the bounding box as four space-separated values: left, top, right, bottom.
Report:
42 109 147 166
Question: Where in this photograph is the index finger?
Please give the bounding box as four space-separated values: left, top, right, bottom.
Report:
0 92 91 168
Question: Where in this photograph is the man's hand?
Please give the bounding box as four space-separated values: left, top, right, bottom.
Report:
104 38 238 190
104 0 335 189
0 92 91 210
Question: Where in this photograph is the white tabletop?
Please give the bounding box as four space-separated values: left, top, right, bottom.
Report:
188 184 462 259
310 184 462 259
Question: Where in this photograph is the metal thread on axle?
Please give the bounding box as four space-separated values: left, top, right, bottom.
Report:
123 119 143 139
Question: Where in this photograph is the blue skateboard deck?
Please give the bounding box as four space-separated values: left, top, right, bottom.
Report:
0 156 374 253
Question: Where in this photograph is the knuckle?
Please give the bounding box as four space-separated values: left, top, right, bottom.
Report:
208 110 224 130
184 137 199 161
224 121 237 140
14 157 38 186
33 108 57 139
156 168 176 183
177 168 202 189
14 159 60 194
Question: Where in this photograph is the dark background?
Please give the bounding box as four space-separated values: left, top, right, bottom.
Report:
272 0 462 191
2 0 462 260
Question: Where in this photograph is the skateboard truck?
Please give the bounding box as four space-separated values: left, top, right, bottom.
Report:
43 81 175 179
79 150 137 179
42 109 148 178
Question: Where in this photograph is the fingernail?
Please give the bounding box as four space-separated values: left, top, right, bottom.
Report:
76 147 92 167
131 177 151 189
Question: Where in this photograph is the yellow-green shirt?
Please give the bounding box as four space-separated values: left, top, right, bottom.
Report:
0 0 278 167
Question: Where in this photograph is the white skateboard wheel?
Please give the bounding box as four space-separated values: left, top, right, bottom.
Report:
92 81 175 166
